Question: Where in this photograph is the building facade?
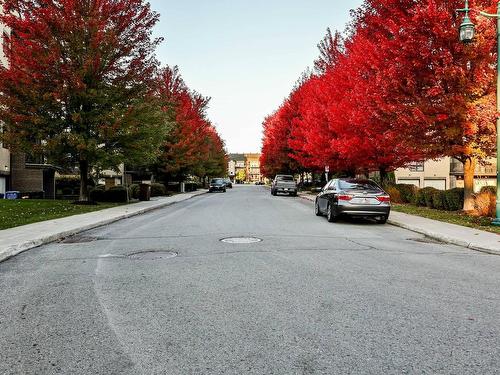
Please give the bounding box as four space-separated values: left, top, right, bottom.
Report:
0 11 58 198
395 157 497 192
0 10 9 196
227 153 262 183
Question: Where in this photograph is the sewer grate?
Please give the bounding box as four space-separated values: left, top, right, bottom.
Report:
407 237 444 244
127 251 178 260
60 236 99 244
220 237 263 244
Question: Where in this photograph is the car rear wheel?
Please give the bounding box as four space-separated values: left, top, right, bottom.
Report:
327 203 339 222
376 215 388 224
315 200 322 216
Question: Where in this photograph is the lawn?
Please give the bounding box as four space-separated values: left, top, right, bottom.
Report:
0 200 124 230
392 204 500 235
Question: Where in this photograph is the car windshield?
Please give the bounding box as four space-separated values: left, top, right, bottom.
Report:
339 180 382 191
277 176 294 181
211 179 224 184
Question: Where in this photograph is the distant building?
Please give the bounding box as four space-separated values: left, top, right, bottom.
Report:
0 11 9 196
227 153 262 183
245 153 262 183
394 157 496 192
0 12 59 198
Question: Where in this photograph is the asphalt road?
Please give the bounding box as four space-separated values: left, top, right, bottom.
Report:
1 185 500 374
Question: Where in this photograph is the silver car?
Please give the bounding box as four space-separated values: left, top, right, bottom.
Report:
314 178 391 223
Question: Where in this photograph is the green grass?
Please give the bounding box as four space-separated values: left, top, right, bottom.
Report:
0 200 124 230
392 204 500 235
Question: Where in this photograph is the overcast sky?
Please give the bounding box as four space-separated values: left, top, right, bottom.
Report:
149 0 364 153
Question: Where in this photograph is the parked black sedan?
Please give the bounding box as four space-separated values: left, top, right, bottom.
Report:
209 178 226 193
314 178 391 223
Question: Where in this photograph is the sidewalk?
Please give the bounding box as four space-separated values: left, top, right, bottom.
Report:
0 190 207 263
298 192 500 255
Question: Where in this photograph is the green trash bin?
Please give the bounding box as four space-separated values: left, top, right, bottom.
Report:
139 183 151 201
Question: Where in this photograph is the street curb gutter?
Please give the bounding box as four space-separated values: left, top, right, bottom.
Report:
387 219 500 256
297 192 500 256
0 190 207 264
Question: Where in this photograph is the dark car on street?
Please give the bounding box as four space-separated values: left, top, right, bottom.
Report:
224 178 233 189
271 175 297 196
314 178 391 223
209 178 226 193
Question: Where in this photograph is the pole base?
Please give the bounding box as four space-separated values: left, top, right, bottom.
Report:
492 218 500 227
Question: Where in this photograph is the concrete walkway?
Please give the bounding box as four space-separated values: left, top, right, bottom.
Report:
298 192 500 255
0 190 207 263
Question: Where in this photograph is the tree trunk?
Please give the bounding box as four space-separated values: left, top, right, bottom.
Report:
79 159 90 202
379 167 388 188
463 157 476 212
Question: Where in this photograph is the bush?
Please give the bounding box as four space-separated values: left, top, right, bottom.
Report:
184 182 199 192
386 186 403 203
431 190 446 210
415 187 438 208
474 188 496 217
394 184 418 203
128 184 139 200
150 183 166 197
480 185 496 195
443 188 464 211
104 186 128 202
89 186 105 202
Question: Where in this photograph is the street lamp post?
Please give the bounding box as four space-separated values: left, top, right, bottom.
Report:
457 0 500 225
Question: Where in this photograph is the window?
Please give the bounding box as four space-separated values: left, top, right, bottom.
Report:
408 162 424 172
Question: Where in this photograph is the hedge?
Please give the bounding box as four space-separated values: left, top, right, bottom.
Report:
392 184 419 203
415 187 438 207
128 184 140 200
89 186 128 202
151 183 167 197
443 188 464 211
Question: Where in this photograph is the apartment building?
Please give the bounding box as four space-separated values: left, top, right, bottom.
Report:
245 153 262 183
0 11 10 196
227 153 262 183
0 10 58 198
395 157 497 192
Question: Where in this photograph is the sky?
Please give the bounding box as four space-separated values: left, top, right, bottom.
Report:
148 0 364 153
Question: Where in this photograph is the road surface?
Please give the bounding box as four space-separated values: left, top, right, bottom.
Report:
1 185 499 374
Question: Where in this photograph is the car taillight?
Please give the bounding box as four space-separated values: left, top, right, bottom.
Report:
377 195 391 202
338 195 353 201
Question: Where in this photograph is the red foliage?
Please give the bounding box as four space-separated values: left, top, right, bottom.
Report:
260 0 496 184
157 66 226 178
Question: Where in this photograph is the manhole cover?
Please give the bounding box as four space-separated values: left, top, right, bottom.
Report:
127 251 178 260
220 237 263 244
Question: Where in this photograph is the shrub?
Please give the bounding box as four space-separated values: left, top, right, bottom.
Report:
184 182 199 192
474 188 496 217
431 190 446 210
480 185 496 195
394 184 418 203
104 186 128 202
150 183 166 197
386 186 403 203
89 186 105 202
415 187 437 208
128 184 139 200
443 188 464 211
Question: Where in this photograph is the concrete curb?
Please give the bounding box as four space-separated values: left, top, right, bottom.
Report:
387 218 500 256
297 192 500 256
0 190 207 263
